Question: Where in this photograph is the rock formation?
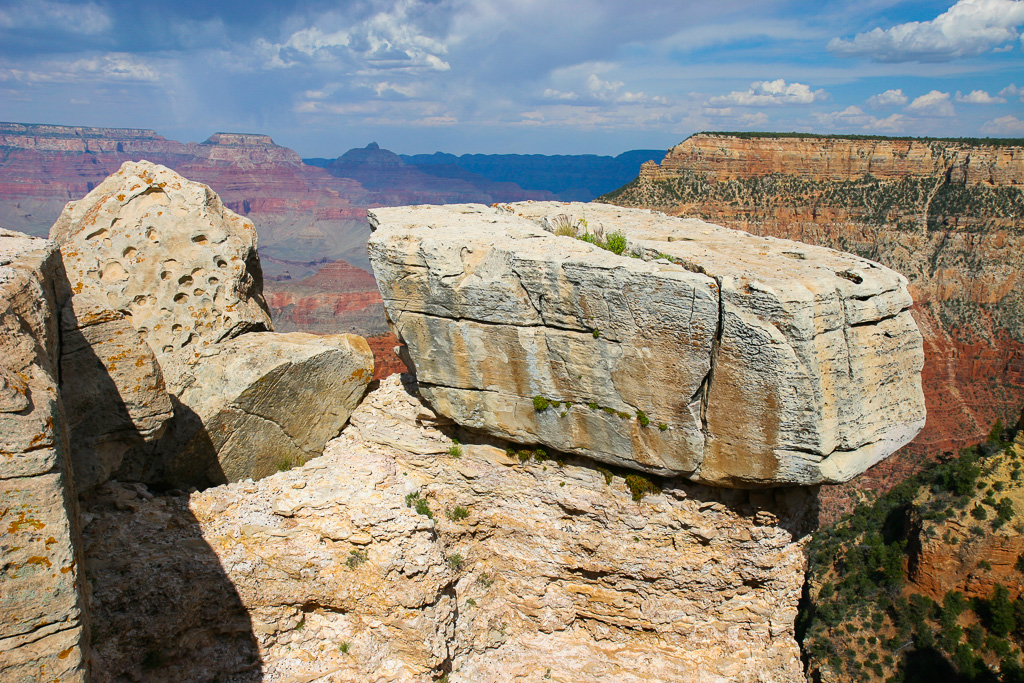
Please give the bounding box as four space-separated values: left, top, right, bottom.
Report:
49 161 372 488
368 202 926 487
51 160 272 356
82 374 814 683
0 230 88 682
604 133 1024 499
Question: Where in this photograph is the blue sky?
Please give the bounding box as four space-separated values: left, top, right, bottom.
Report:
1 0 1022 155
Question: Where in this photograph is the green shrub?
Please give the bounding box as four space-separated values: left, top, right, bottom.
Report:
533 396 550 411
592 329 600 338
447 553 465 571
447 506 470 521
347 549 368 569
605 231 628 255
624 473 660 501
448 445 463 458
597 467 614 485
636 410 650 427
658 423 668 431
971 505 989 520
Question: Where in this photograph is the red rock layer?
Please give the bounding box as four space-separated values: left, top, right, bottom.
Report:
651 134 1024 186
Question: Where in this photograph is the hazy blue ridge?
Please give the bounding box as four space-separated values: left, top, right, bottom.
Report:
303 148 665 202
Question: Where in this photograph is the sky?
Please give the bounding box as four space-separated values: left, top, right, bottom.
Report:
1 0 1023 156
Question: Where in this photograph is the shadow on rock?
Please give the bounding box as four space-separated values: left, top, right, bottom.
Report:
81 481 263 682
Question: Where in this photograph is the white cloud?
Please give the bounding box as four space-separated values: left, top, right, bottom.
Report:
542 88 579 101
999 84 1024 100
866 89 909 108
0 53 160 85
829 0 1024 62
256 1 450 73
812 106 873 128
708 79 827 107
0 1 110 35
812 106 912 133
955 89 1007 103
906 90 955 116
981 115 1024 134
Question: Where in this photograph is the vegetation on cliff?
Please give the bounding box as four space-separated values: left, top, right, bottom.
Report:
693 132 1024 147
800 413 1024 681
600 171 1024 236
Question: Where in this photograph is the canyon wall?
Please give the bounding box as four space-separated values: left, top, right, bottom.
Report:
604 133 1024 505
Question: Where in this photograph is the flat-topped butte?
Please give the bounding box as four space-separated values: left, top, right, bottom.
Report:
368 201 926 487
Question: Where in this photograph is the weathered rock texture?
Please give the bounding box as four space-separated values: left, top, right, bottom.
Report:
51 160 272 356
0 229 88 682
368 202 926 487
59 292 173 492
141 331 373 485
83 374 814 683
604 133 1024 500
48 161 373 487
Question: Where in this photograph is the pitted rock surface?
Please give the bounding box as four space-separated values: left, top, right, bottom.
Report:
368 202 926 487
50 160 271 356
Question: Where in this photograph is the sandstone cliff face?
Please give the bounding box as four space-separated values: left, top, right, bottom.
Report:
82 374 813 683
606 133 1024 500
0 229 88 682
368 202 926 487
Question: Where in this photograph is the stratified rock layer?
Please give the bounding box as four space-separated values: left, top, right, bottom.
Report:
51 160 272 356
368 202 926 487
0 229 88 682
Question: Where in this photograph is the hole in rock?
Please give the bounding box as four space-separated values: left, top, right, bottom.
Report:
192 234 208 245
173 293 188 303
836 270 864 284
178 275 194 287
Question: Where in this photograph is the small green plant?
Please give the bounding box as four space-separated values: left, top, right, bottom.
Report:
592 329 600 338
517 450 531 463
597 466 614 485
465 598 477 607
658 423 668 431
347 549 368 569
447 553 465 571
448 444 463 458
476 572 494 588
533 395 550 411
277 457 293 472
605 230 628 255
587 402 599 410
624 473 660 501
602 406 615 415
339 641 351 654
979 559 993 571
636 410 650 427
447 506 470 521
405 490 433 519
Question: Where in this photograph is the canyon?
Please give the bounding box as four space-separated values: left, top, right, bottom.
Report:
0 161 922 681
604 133 1024 509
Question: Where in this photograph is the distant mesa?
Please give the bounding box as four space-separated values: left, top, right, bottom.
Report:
202 132 278 147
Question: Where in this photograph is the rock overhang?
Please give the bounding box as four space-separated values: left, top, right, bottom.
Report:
368 201 927 487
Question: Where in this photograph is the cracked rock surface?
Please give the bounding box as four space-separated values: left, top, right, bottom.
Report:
84 374 813 682
368 202 927 486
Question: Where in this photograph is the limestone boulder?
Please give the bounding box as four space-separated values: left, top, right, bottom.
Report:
0 229 88 682
128 332 374 485
50 159 271 356
59 292 174 491
367 202 926 487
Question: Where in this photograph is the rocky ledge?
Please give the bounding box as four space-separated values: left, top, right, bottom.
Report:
368 201 926 487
